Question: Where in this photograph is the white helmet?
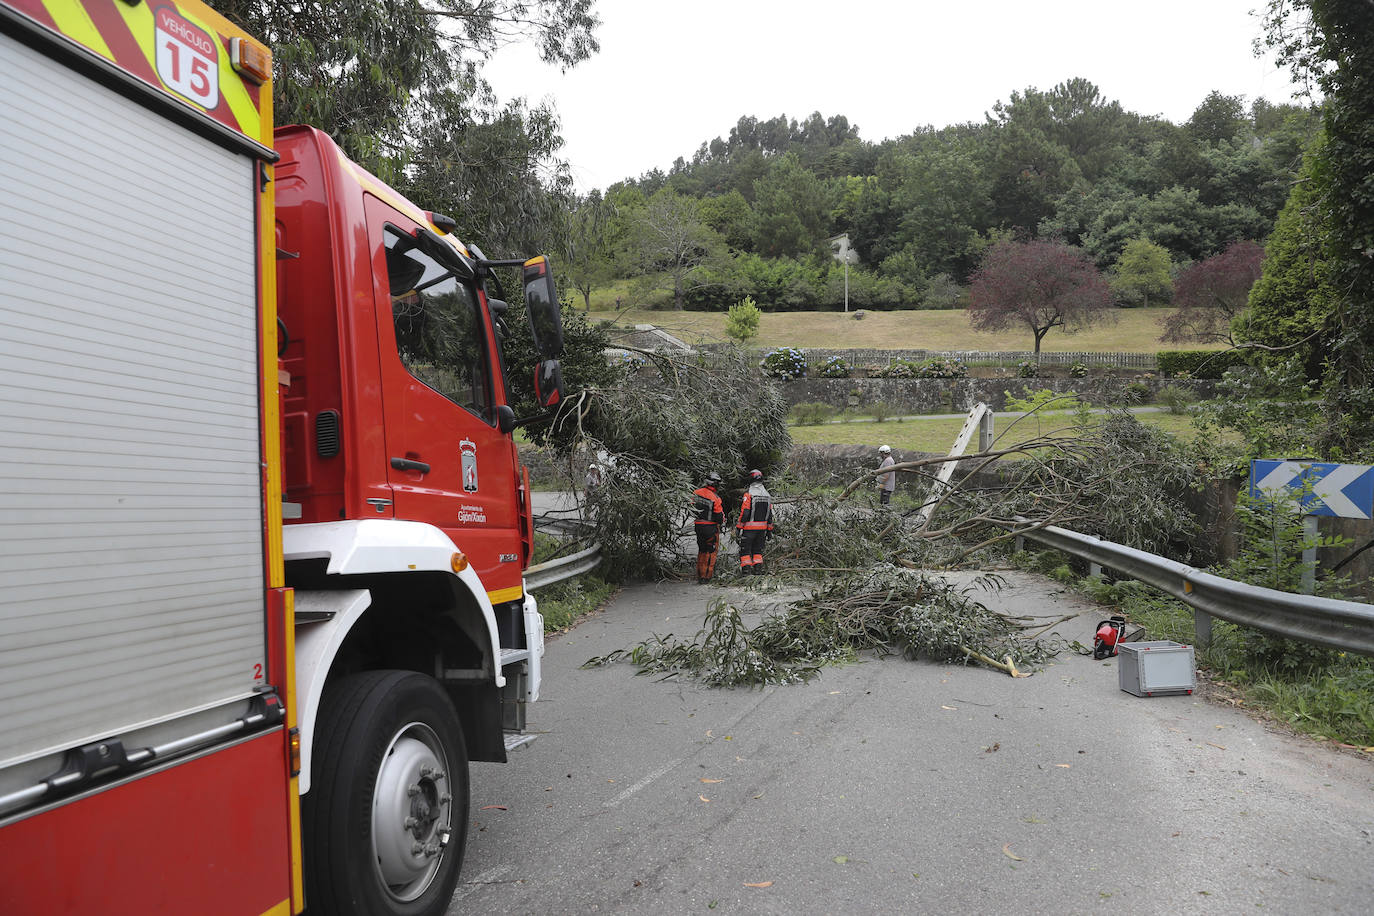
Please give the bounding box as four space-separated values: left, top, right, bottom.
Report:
878 445 891 454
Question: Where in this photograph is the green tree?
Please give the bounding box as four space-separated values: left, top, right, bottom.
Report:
1111 238 1174 307
217 0 600 181
749 152 834 258
631 189 726 310
725 296 761 342
698 190 754 251
1239 146 1332 379
1262 0 1374 456
1186 91 1249 146
405 93 573 255
562 191 618 309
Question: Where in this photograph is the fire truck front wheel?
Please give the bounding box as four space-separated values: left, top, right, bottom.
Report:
304 670 470 916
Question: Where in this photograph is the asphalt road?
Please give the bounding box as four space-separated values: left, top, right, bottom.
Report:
450 572 1374 915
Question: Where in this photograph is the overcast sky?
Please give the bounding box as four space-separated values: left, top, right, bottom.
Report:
484 0 1307 194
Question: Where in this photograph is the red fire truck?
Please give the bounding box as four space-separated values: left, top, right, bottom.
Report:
0 3 565 914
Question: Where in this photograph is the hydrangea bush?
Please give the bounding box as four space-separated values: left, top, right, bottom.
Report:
761 346 808 380
818 356 852 378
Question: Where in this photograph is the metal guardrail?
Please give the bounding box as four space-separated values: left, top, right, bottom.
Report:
524 542 602 591
1016 522 1374 656
526 513 601 591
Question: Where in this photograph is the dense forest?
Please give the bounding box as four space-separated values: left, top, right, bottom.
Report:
564 79 1320 312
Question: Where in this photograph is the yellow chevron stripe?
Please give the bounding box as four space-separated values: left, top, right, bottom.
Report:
41 0 114 61
111 0 154 80
487 586 524 605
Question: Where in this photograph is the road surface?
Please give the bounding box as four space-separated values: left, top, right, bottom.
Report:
451 572 1374 914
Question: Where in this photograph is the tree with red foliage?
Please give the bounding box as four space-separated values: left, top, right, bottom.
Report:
968 239 1114 357
1160 240 1265 345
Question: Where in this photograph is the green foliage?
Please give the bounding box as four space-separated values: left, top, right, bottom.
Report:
1262 0 1374 457
536 573 617 633
503 301 618 448
817 356 852 378
1238 144 1332 382
1111 238 1174 307
569 349 790 580
1123 380 1153 403
583 568 1064 687
760 346 808 380
1016 360 1037 378
1190 360 1324 470
873 360 919 379
217 0 599 256
1156 384 1198 414
725 296 761 342
1068 362 1089 378
1155 349 1247 379
790 402 838 426
913 357 969 379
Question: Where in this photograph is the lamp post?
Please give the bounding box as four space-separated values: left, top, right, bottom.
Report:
828 232 857 313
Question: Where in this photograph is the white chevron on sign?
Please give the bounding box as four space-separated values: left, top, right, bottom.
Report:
1313 463 1371 519
1253 461 1305 507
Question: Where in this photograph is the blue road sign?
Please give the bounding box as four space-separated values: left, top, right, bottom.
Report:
1250 460 1374 520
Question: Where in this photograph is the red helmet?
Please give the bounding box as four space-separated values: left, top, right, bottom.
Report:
749 469 763 481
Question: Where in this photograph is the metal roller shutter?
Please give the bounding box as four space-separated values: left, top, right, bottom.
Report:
0 30 266 772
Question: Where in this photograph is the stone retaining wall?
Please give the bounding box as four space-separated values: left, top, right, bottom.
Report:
782 377 1217 413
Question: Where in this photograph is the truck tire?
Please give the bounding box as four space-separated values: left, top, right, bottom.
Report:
304 670 469 916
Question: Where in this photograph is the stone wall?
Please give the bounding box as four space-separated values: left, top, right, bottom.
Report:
782 377 1218 413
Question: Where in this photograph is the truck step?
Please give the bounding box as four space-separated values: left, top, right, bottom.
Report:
499 647 531 666
503 732 537 752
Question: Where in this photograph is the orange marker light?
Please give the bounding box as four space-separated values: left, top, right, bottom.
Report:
288 727 302 777
230 37 272 85
451 552 469 573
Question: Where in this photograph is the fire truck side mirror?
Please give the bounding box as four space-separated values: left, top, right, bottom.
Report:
522 256 564 360
534 359 564 410
496 404 517 434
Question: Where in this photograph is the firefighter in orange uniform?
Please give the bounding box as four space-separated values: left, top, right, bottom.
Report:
692 472 727 583
736 469 775 575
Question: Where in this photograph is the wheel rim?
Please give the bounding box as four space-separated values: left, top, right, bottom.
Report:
371 721 453 902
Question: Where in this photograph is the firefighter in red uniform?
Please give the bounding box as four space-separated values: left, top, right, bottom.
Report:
736 469 775 575
692 472 727 583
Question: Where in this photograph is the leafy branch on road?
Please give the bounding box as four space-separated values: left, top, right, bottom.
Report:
583 566 1067 685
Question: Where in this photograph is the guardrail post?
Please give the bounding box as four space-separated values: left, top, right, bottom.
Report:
1301 515 1317 595
1194 609 1213 649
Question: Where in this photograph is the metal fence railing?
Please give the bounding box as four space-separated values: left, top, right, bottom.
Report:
1014 521 1374 656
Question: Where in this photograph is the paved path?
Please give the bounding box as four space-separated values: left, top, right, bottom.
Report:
453 573 1374 915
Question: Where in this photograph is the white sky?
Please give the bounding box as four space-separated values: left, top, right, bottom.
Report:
484 0 1307 194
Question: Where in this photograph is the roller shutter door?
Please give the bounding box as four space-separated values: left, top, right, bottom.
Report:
0 30 266 772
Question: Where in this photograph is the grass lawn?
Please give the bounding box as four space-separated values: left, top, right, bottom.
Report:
787 411 1219 452
588 306 1222 354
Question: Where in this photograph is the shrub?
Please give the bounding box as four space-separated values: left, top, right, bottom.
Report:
1069 362 1089 378
913 357 969 379
790 402 837 425
1157 384 1198 414
874 359 918 379
760 346 808 380
1016 360 1037 378
1156 349 1247 379
818 356 852 378
725 295 761 342
1123 381 1153 403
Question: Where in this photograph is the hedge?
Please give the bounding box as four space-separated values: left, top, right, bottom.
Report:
1155 350 1248 379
